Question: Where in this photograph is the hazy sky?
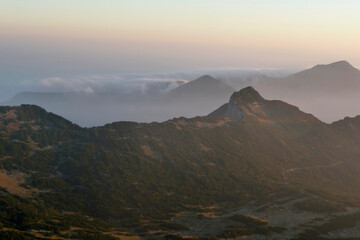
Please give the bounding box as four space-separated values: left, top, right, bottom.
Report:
1 0 360 79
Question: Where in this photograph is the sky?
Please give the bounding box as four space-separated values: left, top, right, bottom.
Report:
1 0 360 99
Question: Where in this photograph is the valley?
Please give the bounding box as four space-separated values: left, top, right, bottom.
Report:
3 0 360 238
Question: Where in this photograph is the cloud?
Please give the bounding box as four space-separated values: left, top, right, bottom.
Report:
41 77 63 87
40 77 100 93
83 86 95 94
34 74 189 94
20 69 290 95
137 77 188 82
39 75 126 92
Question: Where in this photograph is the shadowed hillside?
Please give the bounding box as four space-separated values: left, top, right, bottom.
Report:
2 88 360 239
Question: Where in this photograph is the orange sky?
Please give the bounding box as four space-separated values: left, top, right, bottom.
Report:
1 0 360 71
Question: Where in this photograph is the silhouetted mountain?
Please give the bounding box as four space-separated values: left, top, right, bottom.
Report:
169 75 235 100
255 61 360 122
274 60 360 91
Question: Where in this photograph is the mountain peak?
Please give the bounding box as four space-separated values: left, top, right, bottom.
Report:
169 74 234 99
209 86 267 121
209 86 318 122
312 60 357 71
196 75 218 82
331 60 352 66
230 86 264 104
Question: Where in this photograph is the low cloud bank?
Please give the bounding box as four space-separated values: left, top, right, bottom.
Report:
22 74 190 94
2 69 293 126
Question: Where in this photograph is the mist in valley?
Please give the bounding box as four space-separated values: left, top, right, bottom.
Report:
255 61 360 123
3 61 360 126
2 69 291 126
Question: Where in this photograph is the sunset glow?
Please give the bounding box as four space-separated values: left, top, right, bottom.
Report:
1 0 360 72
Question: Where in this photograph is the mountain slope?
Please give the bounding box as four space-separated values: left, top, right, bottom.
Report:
209 86 319 123
255 61 360 122
169 75 235 100
257 61 360 93
2 88 360 239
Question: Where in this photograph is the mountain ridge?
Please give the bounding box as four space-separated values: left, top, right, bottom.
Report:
168 74 235 99
311 60 358 71
3 87 360 239
209 86 319 123
254 60 360 123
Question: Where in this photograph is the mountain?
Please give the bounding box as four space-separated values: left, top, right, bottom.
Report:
168 75 235 100
2 88 360 239
255 60 360 122
162 75 236 122
260 60 360 92
209 86 318 122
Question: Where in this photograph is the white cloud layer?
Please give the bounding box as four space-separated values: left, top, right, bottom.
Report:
29 74 190 94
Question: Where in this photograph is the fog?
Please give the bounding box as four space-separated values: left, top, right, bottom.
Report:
254 61 360 123
3 61 360 126
2 69 289 127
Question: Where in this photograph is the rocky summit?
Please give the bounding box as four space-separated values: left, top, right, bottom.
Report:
209 86 317 122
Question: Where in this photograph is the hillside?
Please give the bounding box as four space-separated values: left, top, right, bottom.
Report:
2 88 360 239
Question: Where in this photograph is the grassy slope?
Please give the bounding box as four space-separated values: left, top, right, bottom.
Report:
1 100 360 239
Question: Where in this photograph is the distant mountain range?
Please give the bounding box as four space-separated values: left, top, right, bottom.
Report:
3 60 360 126
2 87 360 239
